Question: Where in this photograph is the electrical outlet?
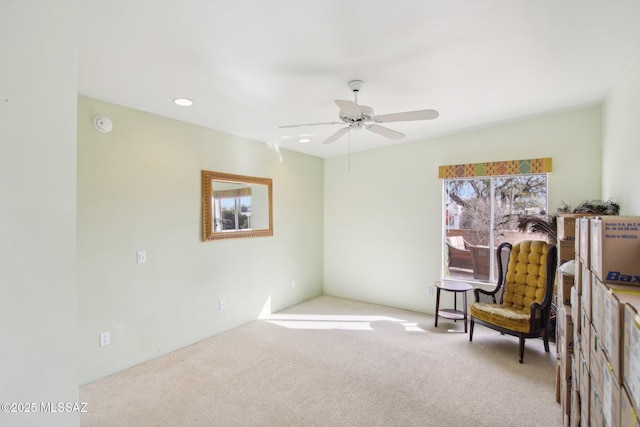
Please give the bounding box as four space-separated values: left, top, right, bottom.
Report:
219 299 226 310
137 250 146 264
100 331 110 347
291 280 296 289
428 287 435 296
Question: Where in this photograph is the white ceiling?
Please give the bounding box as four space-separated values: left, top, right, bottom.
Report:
78 1 640 158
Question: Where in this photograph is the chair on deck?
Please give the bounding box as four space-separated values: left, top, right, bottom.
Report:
468 244 491 281
469 240 557 363
445 236 473 271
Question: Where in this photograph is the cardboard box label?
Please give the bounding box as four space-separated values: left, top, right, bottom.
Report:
603 291 615 360
604 364 613 427
607 271 640 284
630 315 640 410
579 217 591 267
603 220 640 235
591 217 640 285
592 274 603 334
582 263 592 320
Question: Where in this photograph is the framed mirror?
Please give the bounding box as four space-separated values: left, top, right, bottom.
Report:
202 171 273 241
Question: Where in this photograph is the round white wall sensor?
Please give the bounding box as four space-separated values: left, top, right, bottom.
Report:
94 115 113 133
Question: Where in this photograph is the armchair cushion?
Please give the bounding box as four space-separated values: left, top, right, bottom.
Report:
446 235 467 250
469 303 531 333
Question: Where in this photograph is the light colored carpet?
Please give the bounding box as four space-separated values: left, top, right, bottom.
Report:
81 295 562 426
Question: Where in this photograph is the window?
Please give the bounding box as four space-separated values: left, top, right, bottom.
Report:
212 183 253 232
440 158 552 283
215 193 251 231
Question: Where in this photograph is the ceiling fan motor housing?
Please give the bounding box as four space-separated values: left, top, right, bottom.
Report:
339 105 374 123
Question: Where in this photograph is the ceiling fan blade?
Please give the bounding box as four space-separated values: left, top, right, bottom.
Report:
335 100 361 119
279 121 342 129
366 124 405 140
374 109 439 123
323 127 350 144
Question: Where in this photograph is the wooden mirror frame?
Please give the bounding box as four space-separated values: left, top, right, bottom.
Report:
202 170 273 241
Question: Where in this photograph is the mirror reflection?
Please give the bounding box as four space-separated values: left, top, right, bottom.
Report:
202 171 273 241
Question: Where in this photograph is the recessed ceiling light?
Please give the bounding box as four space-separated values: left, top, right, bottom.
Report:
173 98 193 107
298 138 311 143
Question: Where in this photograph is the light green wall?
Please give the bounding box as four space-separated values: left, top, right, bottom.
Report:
0 1 80 426
3 0 638 414
603 48 640 215
324 106 602 313
77 96 324 384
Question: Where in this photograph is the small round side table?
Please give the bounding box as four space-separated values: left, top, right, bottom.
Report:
434 280 473 333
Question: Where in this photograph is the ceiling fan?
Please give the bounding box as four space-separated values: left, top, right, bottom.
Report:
279 80 439 145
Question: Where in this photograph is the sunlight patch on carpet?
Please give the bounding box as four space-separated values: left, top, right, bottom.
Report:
265 313 425 332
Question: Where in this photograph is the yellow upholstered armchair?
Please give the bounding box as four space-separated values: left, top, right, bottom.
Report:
469 240 557 363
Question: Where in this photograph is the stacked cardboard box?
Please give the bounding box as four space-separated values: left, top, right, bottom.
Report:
556 215 640 427
555 214 594 425
555 215 582 425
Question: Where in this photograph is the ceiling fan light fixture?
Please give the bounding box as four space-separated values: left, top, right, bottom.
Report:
173 97 193 107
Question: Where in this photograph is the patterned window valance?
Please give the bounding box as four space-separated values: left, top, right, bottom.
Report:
214 187 252 198
438 157 552 179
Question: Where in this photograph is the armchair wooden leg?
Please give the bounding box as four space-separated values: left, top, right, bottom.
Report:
519 335 525 363
543 330 550 353
469 319 474 341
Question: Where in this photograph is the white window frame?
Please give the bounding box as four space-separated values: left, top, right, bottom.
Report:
442 174 549 283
